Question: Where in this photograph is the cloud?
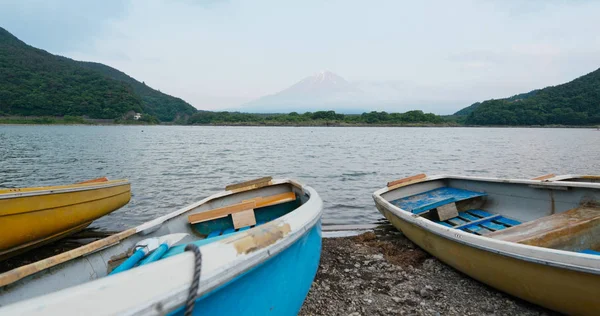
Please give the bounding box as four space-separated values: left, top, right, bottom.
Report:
0 0 128 53
3 0 600 112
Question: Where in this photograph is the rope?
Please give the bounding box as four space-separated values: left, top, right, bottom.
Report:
184 244 202 316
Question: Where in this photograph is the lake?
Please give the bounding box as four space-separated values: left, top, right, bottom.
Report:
0 125 598 231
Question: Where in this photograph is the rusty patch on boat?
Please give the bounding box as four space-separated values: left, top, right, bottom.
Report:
581 175 600 180
231 223 291 254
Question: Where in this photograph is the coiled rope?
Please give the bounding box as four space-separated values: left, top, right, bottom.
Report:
184 244 202 316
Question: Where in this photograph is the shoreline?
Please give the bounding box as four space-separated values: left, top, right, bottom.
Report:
0 121 597 129
300 226 556 315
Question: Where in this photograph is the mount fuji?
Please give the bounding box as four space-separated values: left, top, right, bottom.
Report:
235 71 458 114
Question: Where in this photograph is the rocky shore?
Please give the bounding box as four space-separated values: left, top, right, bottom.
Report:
300 226 557 316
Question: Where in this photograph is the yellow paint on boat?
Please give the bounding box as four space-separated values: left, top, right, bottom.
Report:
0 179 131 260
381 208 600 316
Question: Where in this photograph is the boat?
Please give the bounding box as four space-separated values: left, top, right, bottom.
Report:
373 174 600 315
0 177 323 316
0 177 131 260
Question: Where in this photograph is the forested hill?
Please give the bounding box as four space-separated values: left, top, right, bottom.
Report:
0 27 196 121
78 62 196 121
456 69 600 125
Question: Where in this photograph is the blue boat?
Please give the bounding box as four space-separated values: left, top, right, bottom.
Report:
0 177 323 315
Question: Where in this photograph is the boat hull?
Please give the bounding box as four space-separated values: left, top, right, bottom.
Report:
0 180 131 260
170 221 322 316
0 179 323 315
376 200 600 315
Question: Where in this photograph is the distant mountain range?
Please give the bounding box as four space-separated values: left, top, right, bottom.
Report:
0 27 196 121
237 70 456 114
454 69 600 125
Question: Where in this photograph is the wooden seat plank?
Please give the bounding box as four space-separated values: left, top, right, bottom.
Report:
487 206 600 248
188 201 255 225
188 192 297 225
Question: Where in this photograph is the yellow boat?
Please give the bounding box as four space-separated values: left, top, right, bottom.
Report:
373 174 600 315
0 178 131 260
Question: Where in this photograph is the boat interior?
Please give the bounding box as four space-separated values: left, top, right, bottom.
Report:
382 177 600 256
106 180 307 272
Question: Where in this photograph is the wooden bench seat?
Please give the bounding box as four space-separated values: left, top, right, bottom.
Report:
487 206 600 251
187 192 296 226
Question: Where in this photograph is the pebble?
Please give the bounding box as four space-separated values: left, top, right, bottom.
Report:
299 230 556 316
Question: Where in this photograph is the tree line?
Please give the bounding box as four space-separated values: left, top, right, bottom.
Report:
188 110 445 125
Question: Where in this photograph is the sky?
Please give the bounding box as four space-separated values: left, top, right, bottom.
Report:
1 0 600 113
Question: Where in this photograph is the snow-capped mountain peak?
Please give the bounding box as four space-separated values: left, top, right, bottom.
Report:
284 70 352 95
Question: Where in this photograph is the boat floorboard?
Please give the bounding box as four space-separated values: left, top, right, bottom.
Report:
435 209 522 236
391 187 486 214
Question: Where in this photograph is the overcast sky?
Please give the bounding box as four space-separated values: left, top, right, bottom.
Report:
1 0 600 112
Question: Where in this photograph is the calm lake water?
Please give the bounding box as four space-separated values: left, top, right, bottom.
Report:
0 125 598 231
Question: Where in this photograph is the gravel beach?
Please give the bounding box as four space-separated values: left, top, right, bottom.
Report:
300 226 558 316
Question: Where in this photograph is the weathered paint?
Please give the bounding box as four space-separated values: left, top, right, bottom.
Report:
168 222 321 316
0 179 323 315
390 187 486 214
381 208 600 315
232 223 292 254
225 177 273 191
0 227 138 287
0 180 131 260
487 206 600 251
548 174 600 184
373 174 600 315
192 199 300 236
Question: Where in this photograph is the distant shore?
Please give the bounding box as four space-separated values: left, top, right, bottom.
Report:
0 116 155 126
1 116 597 128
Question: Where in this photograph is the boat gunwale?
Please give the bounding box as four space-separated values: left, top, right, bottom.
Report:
0 179 324 316
546 174 600 182
373 174 600 275
0 179 131 200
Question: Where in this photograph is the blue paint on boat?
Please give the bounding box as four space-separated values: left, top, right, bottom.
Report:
467 209 493 218
463 225 487 235
110 249 146 275
238 226 250 232
480 221 507 231
456 214 502 230
580 249 600 256
167 221 322 316
440 209 523 235
435 221 453 227
494 217 521 226
206 230 222 238
163 234 233 259
446 217 468 226
391 187 486 214
139 243 169 266
221 227 236 236
254 199 300 224
412 198 455 214
458 212 479 222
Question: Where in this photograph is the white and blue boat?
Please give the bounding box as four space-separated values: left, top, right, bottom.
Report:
0 177 323 315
